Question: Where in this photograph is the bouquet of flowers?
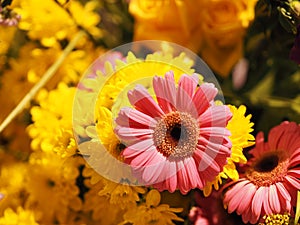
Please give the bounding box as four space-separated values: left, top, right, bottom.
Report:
0 0 300 224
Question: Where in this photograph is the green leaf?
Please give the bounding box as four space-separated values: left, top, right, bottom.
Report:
248 71 274 104
291 95 300 114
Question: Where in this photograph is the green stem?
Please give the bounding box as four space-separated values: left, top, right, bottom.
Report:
0 30 86 133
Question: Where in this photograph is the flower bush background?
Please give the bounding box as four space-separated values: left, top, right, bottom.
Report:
0 0 300 224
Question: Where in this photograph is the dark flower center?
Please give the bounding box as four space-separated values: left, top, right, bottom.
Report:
153 111 199 158
246 151 289 187
254 155 279 172
170 124 187 141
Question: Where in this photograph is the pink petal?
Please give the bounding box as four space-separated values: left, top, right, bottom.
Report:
153 71 176 114
251 187 264 221
178 74 199 98
162 160 178 192
142 156 167 184
225 181 249 213
198 105 232 128
276 182 292 212
268 121 297 150
115 126 153 142
175 74 198 115
289 151 300 168
287 139 300 155
242 204 254 224
287 169 300 179
268 185 281 213
275 182 291 202
182 157 201 189
236 182 256 214
284 175 300 189
192 83 218 116
115 107 157 129
262 186 273 215
177 160 191 194
193 149 221 178
128 84 164 118
122 138 155 160
249 132 265 158
197 136 231 156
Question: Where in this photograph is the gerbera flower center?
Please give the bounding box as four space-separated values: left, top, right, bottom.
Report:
253 155 279 172
153 111 199 158
246 151 289 187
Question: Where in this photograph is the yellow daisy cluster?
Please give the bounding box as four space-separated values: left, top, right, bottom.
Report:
0 207 38 225
15 0 102 47
121 189 183 225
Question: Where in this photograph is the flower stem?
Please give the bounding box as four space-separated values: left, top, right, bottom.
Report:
0 30 86 133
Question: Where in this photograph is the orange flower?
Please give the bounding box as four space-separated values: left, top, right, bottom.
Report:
129 0 203 52
200 0 257 77
129 0 257 78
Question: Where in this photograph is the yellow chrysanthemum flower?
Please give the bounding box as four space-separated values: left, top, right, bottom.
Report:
83 163 146 210
0 26 16 69
16 0 102 47
120 189 183 225
203 105 255 196
0 207 39 225
83 184 125 225
95 106 123 158
25 151 83 224
95 51 197 110
98 178 147 209
27 83 77 158
0 160 28 215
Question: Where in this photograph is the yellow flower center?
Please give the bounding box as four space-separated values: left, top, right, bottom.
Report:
259 212 290 225
153 111 199 158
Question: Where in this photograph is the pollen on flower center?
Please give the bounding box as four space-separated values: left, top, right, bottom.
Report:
153 111 199 158
246 151 289 187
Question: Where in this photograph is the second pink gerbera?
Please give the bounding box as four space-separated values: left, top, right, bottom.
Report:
114 71 232 194
223 121 300 224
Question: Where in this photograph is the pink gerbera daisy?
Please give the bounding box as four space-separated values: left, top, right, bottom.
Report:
114 71 232 194
223 121 300 224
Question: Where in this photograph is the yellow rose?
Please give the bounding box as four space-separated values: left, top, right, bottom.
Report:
129 0 203 52
199 0 257 77
129 0 257 78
